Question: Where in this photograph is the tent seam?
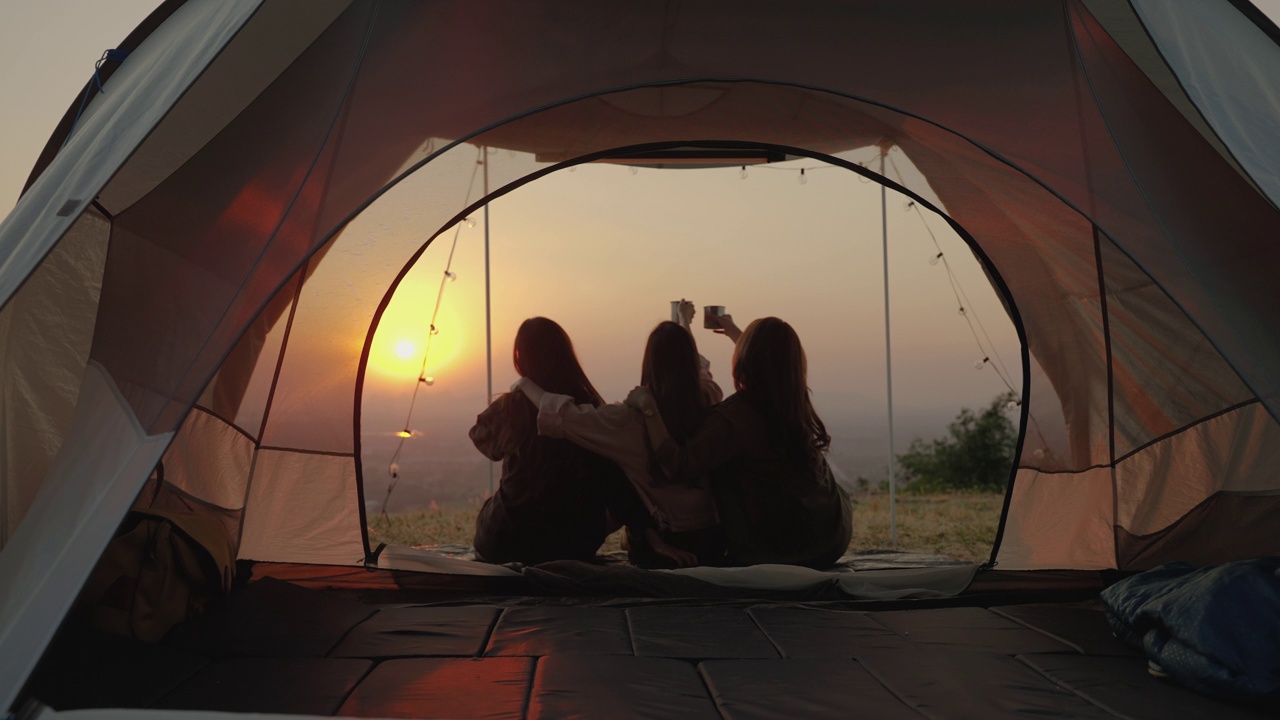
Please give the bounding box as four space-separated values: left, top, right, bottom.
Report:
520 655 539 718
1067 0 1271 423
235 260 308 555
189 404 256 444
332 657 379 714
1093 225 1121 571
256 446 356 459
1013 653 1132 717
478 607 502 658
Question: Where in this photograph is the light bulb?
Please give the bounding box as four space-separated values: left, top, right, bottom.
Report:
929 253 942 266
1032 448 1046 460
396 430 412 439
444 270 457 281
464 217 476 228
1005 400 1019 411
629 166 639 176
957 306 967 316
798 169 807 185
740 166 748 180
429 324 439 335
389 462 400 477
422 376 435 386
905 200 916 210
974 358 988 370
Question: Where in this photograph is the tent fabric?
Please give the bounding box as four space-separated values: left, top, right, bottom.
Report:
0 0 259 307
1130 0 1280 206
3 1 1280 711
0 363 174 709
0 208 109 545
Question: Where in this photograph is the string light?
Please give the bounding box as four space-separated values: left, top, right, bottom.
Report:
386 145 485 502
730 151 878 184
885 151 1021 397
733 146 1024 410
629 166 639 175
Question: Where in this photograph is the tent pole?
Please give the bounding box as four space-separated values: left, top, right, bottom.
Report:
880 146 901 543
483 147 494 495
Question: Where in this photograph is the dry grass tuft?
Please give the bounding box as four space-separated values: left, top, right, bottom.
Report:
851 492 1003 563
368 491 1004 563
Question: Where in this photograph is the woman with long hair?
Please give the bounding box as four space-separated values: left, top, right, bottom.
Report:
471 317 651 564
629 316 852 568
512 310 724 567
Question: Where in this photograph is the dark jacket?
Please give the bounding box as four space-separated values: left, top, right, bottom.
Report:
652 393 852 568
471 392 636 564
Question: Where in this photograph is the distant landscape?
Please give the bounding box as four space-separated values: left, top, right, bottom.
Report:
361 405 962 515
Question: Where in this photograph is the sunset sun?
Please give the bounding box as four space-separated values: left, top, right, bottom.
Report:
366 275 473 384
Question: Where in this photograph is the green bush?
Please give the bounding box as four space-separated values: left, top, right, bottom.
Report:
898 392 1018 493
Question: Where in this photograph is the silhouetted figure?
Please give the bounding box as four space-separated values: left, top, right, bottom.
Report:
514 313 725 568
471 317 649 565
629 316 852 568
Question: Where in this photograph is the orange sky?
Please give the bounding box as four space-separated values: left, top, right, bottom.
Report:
349 151 1022 443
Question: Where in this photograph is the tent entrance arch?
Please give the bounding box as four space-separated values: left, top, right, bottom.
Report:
346 140 1028 565
129 61 1280 576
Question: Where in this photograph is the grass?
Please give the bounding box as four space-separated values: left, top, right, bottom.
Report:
367 491 1005 563
850 492 1004 563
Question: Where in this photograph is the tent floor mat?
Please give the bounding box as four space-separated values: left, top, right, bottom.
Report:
25 578 1273 718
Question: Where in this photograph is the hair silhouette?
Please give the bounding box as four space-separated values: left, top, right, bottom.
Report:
513 317 603 407
641 321 709 442
732 317 830 462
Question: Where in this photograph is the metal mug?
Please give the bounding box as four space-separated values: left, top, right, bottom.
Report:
703 305 726 328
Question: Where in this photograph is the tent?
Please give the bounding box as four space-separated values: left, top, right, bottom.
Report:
3 0 1280 715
